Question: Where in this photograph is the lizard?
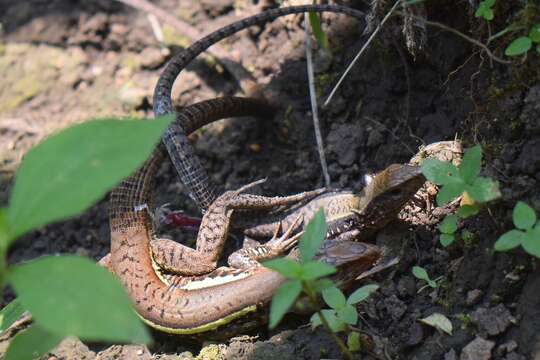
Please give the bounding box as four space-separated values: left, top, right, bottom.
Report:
108 100 385 334
152 4 368 212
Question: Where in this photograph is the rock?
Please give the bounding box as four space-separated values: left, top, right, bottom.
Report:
326 123 363 166
496 340 518 356
406 322 424 346
514 139 540 175
397 275 417 297
459 337 494 360
470 304 515 336
139 47 169 69
98 345 152 359
445 349 458 360
119 84 148 109
384 295 407 320
465 289 483 306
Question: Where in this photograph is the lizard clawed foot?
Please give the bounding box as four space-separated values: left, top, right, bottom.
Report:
265 212 304 254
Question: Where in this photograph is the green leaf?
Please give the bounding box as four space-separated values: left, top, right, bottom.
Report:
461 229 474 242
484 0 496 7
412 266 430 281
299 209 327 262
436 181 465 206
439 215 458 234
300 261 336 280
311 279 334 292
264 258 303 279
347 284 379 305
458 204 480 218
347 332 361 352
466 177 501 203
440 234 455 247
5 325 64 360
421 159 460 185
8 256 150 343
0 208 12 248
483 8 494 21
269 280 302 329
528 24 540 43
418 313 453 335
460 146 482 184
0 299 26 333
320 309 346 332
474 5 484 18
309 12 329 50
322 287 347 310
521 226 540 258
6 117 173 239
336 304 358 325
505 36 532 56
494 230 523 251
512 201 537 230
310 312 323 329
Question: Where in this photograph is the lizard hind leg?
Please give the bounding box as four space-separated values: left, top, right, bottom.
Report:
228 213 304 269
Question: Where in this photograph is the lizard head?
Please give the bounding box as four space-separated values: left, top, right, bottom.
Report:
354 163 425 231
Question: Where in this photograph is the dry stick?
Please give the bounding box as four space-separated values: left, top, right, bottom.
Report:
323 0 402 107
115 0 259 94
304 14 331 187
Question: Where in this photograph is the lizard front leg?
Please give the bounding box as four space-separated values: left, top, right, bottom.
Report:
151 181 325 275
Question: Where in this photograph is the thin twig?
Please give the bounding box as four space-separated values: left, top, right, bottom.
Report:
304 14 331 187
115 0 258 94
324 0 402 107
396 11 510 65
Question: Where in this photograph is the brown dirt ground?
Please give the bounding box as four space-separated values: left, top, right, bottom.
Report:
0 0 539 359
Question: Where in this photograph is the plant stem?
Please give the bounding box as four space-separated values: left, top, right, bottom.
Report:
303 282 353 360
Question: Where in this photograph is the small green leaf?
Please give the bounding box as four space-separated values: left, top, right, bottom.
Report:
5 325 64 360
439 215 458 234
269 280 302 329
421 159 460 185
440 234 455 247
458 204 480 218
412 266 430 282
528 24 540 43
310 312 323 329
347 332 361 352
466 177 501 203
483 8 494 20
419 313 453 335
460 146 482 184
300 261 336 280
494 230 523 251
336 304 358 325
505 36 532 56
264 258 303 279
484 0 496 7
309 12 329 50
0 208 12 248
322 287 347 310
320 309 346 332
299 209 328 262
311 279 334 292
436 181 465 206
521 227 540 258
461 229 475 242
0 299 26 333
7 117 173 239
8 256 150 343
347 284 379 305
512 201 537 230
474 5 484 18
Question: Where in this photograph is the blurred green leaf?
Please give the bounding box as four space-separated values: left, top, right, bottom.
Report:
311 278 334 292
336 304 358 325
436 182 465 206
419 313 453 335
300 261 336 280
458 204 480 218
269 280 302 329
7 117 173 239
513 201 536 230
321 309 346 332
421 159 460 186
5 325 64 360
347 332 361 352
494 230 523 251
299 209 327 262
264 258 303 279
440 234 455 247
439 215 458 234
505 36 532 56
0 299 25 334
309 12 329 50
347 284 379 305
460 146 482 184
521 226 540 258
8 256 150 343
528 24 540 43
322 287 346 310
466 177 500 203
